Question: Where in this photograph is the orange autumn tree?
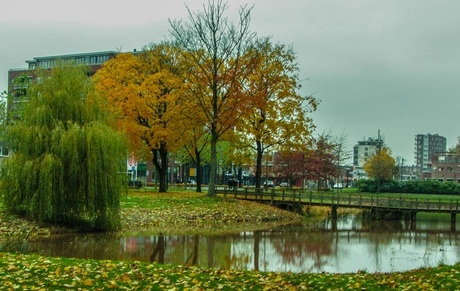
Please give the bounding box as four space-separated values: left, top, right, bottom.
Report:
94 43 189 192
235 38 318 189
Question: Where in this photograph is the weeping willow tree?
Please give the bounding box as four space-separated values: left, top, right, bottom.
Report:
1 62 127 231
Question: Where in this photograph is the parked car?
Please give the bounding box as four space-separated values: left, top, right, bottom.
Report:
187 179 196 185
264 180 275 188
332 183 343 189
279 182 289 187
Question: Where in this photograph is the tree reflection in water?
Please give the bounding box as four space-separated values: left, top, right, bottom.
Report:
27 215 460 273
149 234 165 264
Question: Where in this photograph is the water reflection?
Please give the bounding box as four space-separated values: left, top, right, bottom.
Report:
28 215 460 273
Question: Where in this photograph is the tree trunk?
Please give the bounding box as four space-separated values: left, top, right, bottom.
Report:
195 147 202 193
152 144 168 193
159 146 168 193
255 140 263 189
207 131 218 197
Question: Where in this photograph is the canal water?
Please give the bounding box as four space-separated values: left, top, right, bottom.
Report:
27 214 460 273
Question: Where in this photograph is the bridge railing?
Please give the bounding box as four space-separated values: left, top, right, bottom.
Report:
215 187 460 213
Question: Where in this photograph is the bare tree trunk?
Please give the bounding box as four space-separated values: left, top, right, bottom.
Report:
255 140 263 189
208 131 218 196
195 147 202 193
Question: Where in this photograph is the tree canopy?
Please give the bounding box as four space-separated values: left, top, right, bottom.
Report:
169 0 257 196
2 63 127 230
90 1 320 193
235 37 317 188
449 137 460 155
363 148 397 192
94 43 190 193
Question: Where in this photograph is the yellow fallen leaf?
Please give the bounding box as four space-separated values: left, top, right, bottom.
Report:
121 273 132 283
84 278 93 286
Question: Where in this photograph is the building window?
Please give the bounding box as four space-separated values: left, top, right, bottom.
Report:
40 60 56 69
97 55 108 63
0 147 9 156
88 55 109 64
75 57 85 64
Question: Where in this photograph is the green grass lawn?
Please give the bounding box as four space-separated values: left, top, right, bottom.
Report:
120 191 223 209
331 188 460 202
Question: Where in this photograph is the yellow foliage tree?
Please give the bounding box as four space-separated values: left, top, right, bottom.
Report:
94 43 189 192
235 38 317 189
363 148 397 193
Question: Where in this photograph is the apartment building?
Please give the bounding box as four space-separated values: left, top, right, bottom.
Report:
414 133 446 174
8 51 118 112
352 137 383 180
429 152 460 182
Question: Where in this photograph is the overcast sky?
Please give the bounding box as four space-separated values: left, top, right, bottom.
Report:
1 0 459 164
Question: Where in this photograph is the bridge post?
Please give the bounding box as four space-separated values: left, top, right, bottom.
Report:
331 205 338 220
451 212 457 231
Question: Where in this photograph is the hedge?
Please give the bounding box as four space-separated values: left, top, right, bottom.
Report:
356 179 460 194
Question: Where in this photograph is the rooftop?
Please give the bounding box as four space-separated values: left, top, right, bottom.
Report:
25 51 118 64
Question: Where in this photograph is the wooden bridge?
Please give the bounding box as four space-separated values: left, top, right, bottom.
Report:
215 187 460 225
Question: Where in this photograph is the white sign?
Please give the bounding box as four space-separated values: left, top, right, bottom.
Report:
127 155 137 171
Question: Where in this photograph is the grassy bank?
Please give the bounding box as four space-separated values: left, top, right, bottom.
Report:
119 191 305 235
0 191 304 239
1 252 459 290
1 190 459 290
